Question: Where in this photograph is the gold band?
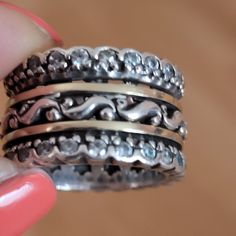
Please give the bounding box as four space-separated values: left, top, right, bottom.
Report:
7 82 182 110
2 120 183 147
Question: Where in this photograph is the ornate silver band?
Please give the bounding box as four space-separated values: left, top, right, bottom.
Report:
4 130 185 191
4 47 184 98
2 90 187 138
2 46 187 191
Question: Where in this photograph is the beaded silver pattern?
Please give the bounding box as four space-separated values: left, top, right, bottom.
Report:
4 47 184 98
5 131 185 190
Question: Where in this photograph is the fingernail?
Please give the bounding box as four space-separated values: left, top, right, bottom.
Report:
0 169 56 235
0 1 63 46
0 158 18 183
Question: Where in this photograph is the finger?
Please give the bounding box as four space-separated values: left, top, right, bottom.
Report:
0 158 56 236
0 1 63 79
0 158 18 182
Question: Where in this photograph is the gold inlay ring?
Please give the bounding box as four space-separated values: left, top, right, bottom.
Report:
2 120 183 148
7 82 182 110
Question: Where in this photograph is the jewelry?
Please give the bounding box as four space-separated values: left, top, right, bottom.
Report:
2 84 186 138
4 47 184 98
5 130 185 191
1 46 187 191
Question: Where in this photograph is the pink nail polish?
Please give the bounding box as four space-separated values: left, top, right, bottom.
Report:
0 170 56 235
0 1 63 46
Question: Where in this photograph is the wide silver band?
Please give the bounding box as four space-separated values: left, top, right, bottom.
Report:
4 47 184 98
2 89 187 138
2 45 187 191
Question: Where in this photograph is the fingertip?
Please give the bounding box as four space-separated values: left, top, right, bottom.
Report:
0 168 57 235
0 157 18 183
0 2 63 79
0 1 63 47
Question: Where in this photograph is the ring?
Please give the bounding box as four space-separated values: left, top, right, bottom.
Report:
1 46 187 191
4 130 185 191
4 47 184 98
2 83 186 138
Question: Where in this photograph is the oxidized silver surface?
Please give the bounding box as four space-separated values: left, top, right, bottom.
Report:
3 93 187 138
5 130 185 191
4 47 184 98
2 46 187 191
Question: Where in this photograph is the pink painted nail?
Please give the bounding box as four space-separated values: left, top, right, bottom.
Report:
0 169 56 235
0 1 63 46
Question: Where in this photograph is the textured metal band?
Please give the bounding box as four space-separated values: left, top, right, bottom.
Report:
7 82 182 110
2 46 187 191
3 91 187 138
4 130 185 191
4 47 184 98
2 120 184 147
46 165 183 191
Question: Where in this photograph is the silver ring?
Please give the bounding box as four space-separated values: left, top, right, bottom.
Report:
4 46 184 98
2 46 187 191
2 86 187 138
4 130 185 191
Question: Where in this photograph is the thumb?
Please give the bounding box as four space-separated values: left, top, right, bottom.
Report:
0 2 63 79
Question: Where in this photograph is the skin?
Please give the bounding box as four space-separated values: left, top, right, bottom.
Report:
0 2 63 235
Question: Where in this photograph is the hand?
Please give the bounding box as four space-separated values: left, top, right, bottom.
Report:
0 2 62 235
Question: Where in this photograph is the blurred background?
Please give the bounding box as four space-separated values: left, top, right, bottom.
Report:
2 0 236 235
